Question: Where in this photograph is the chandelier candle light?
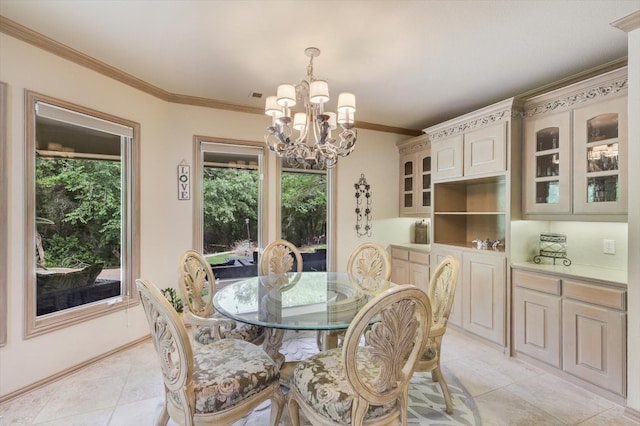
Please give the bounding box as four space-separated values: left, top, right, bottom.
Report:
264 47 357 169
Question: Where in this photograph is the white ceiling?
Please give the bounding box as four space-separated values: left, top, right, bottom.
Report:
1 0 637 132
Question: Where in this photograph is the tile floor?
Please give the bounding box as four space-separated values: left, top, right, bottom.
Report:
0 327 637 426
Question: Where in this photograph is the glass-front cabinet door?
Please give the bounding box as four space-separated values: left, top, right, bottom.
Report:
398 135 431 217
573 96 627 214
399 154 415 215
524 111 571 214
417 150 432 215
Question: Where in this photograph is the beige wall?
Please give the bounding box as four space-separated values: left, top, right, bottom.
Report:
0 33 408 397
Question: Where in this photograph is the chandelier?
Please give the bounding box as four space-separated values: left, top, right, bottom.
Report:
264 47 357 169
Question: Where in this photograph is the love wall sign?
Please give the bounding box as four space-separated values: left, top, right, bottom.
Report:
177 162 190 200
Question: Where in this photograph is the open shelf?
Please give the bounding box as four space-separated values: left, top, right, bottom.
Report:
433 176 507 250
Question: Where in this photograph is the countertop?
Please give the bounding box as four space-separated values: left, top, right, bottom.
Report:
389 243 431 253
511 261 627 287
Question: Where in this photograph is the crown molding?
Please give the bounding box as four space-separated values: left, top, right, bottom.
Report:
611 10 640 33
523 69 628 118
423 98 521 142
0 16 420 136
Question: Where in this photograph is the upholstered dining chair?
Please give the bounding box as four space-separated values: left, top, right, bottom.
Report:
288 285 432 426
136 278 285 426
318 242 392 350
415 255 460 414
346 242 392 281
259 239 303 275
178 249 265 345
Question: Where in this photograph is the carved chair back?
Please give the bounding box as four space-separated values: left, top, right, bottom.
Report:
428 255 460 327
346 286 431 418
259 239 303 275
347 242 392 281
136 278 196 423
179 249 216 319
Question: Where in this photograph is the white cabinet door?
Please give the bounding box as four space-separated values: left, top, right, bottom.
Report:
573 95 628 214
432 135 463 181
463 123 507 177
562 299 626 395
462 252 506 345
514 287 562 367
399 153 417 215
523 111 572 214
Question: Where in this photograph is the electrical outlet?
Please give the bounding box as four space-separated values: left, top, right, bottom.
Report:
603 239 616 255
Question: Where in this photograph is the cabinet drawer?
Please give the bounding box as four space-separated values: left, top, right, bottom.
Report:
409 251 429 265
513 270 561 295
390 247 409 261
563 280 626 310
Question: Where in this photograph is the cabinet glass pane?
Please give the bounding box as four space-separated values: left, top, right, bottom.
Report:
536 153 560 177
587 113 618 142
536 181 560 204
404 193 413 208
587 143 619 172
422 190 431 207
404 177 413 191
422 157 431 172
536 127 559 151
422 174 431 190
587 176 618 203
404 161 413 176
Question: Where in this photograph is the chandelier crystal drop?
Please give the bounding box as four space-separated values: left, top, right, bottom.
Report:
264 47 357 169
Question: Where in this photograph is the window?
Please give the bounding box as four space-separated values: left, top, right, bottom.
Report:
0 81 7 346
281 166 328 271
25 91 140 337
193 137 266 280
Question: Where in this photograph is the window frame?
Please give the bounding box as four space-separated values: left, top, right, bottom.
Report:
24 90 140 338
192 136 268 257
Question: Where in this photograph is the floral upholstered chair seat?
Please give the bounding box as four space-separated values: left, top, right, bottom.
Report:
290 347 395 424
288 285 433 426
170 338 279 414
137 278 284 425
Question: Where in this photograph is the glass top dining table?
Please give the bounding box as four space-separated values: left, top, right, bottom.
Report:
213 271 394 331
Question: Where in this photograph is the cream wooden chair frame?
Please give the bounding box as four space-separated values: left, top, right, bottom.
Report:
346 242 392 280
415 255 460 414
136 278 284 426
178 249 264 345
259 239 303 275
288 285 432 426
319 242 392 350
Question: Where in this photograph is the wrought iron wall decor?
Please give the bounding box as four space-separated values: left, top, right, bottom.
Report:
354 173 372 237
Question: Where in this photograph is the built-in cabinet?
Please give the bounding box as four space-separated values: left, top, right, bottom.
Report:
427 99 520 252
396 135 431 217
523 67 628 218
421 98 521 349
389 245 430 293
513 269 626 398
